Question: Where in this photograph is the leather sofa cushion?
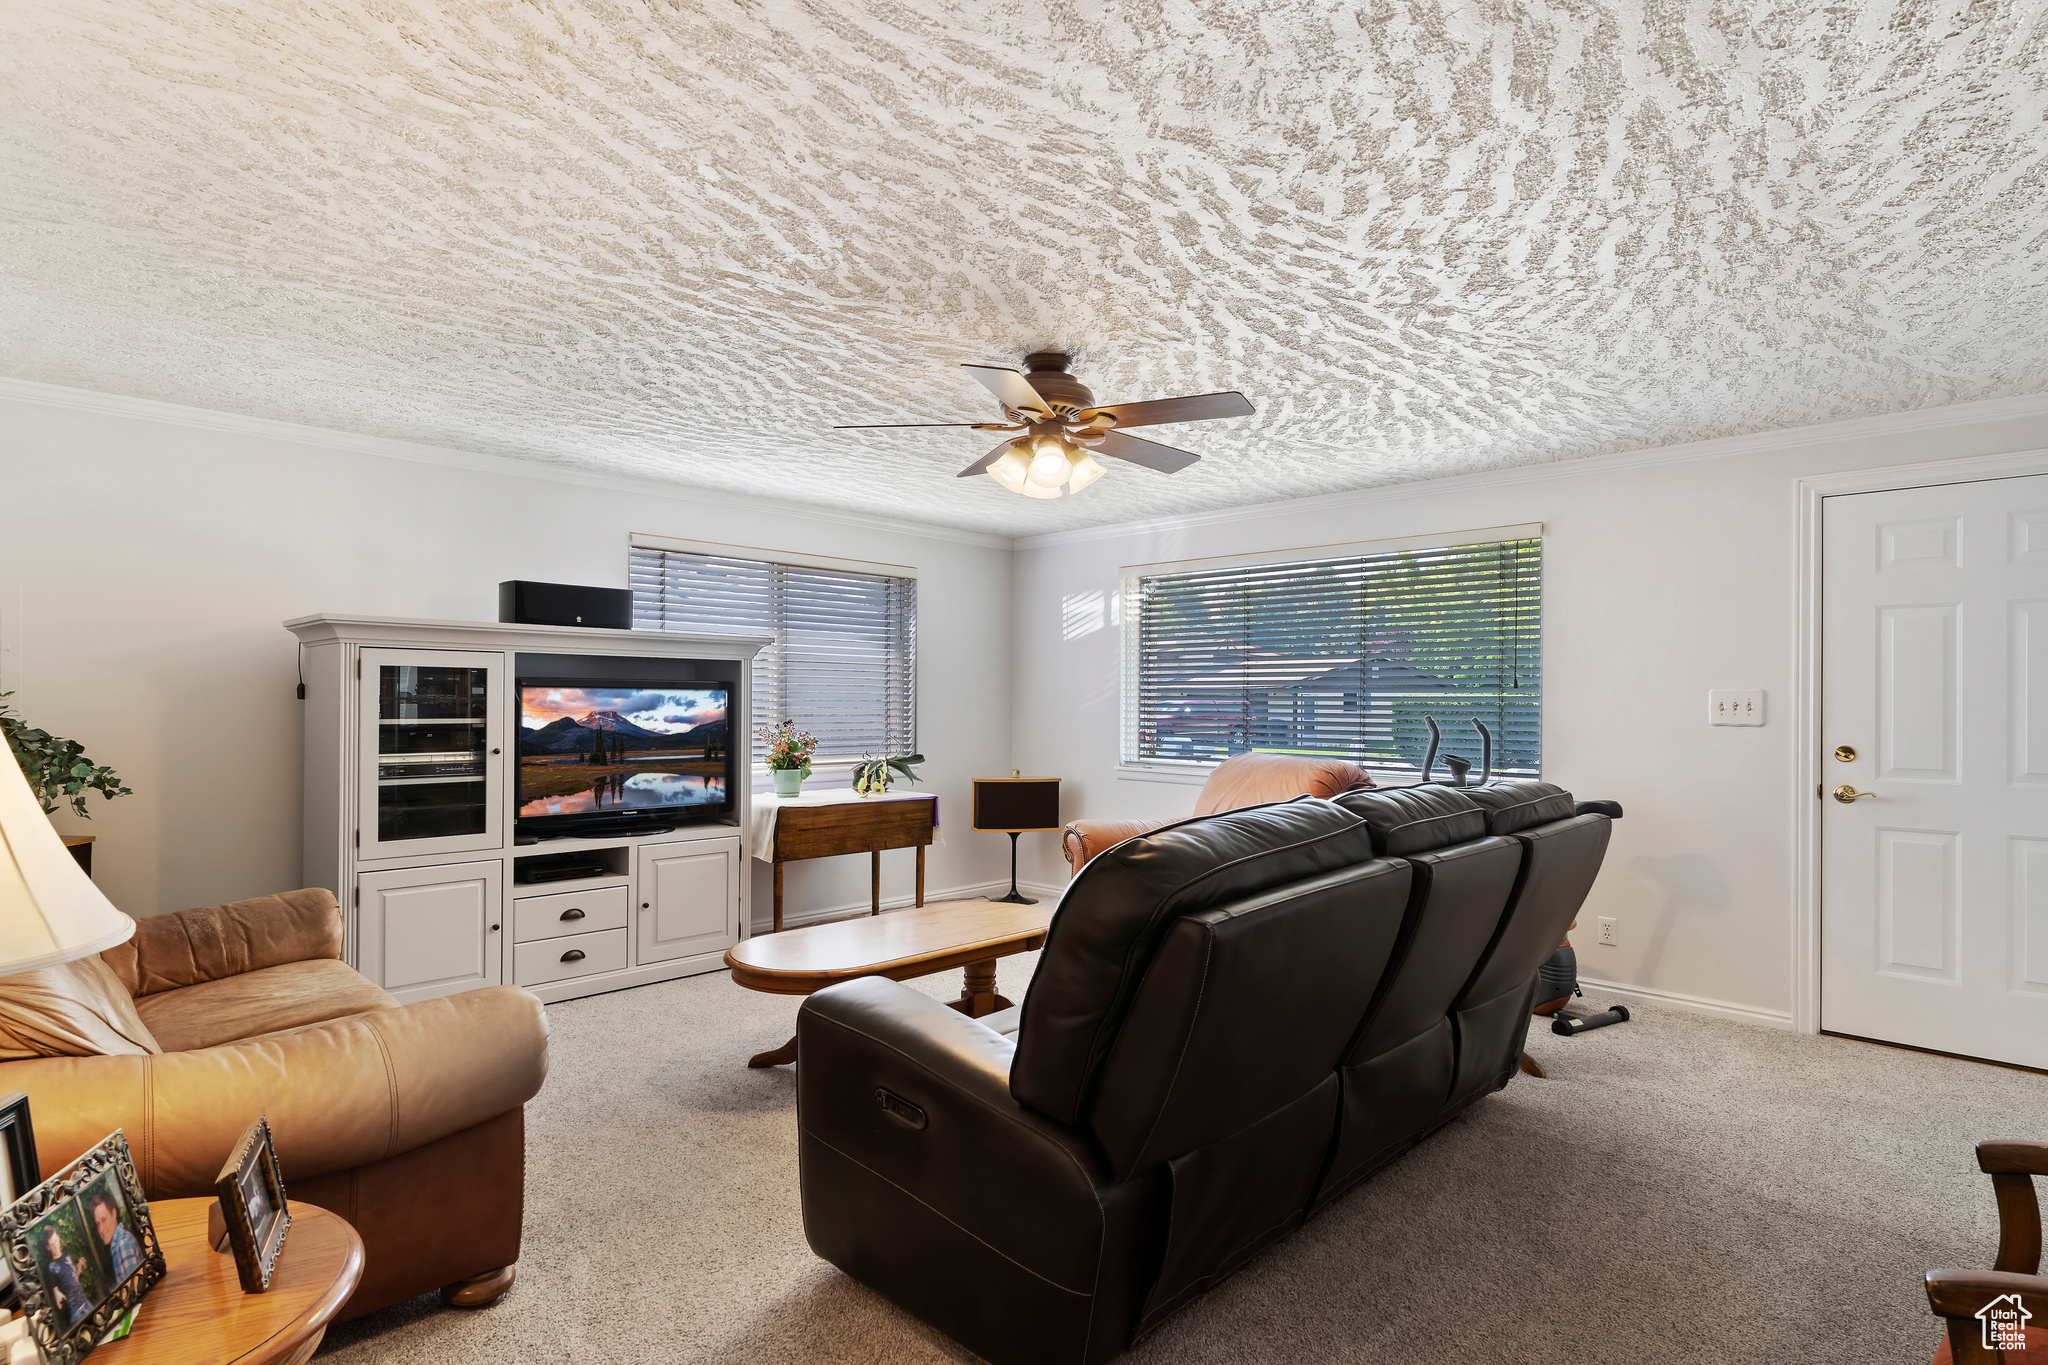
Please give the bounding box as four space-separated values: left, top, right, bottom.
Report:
1191 753 1373 817
1010 797 1378 1127
0 956 161 1059
5 984 549 1196
102 888 345 998
1334 785 1487 854
135 958 399 1054
1460 780 1579 835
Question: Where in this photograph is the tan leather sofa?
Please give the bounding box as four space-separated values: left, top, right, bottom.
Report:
0 888 548 1320
1061 752 1374 873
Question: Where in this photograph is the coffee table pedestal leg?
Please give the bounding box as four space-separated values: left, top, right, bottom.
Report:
749 1035 799 1069
948 958 1012 1019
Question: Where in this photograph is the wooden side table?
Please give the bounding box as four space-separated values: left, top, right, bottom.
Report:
767 795 936 932
91 1198 363 1365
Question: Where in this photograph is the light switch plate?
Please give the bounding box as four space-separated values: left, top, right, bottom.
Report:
1709 688 1765 726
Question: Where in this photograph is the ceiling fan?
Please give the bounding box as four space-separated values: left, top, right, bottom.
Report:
834 352 1255 499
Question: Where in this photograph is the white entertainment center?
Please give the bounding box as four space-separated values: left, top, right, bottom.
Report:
285 614 767 1005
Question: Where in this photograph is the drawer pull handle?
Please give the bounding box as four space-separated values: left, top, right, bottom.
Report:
560 908 585 921
561 949 586 963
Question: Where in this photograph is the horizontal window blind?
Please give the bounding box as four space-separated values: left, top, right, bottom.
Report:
630 547 916 764
1123 537 1540 779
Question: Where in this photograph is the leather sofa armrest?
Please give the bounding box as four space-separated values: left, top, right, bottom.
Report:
1062 819 1165 876
1 985 550 1197
798 978 1145 1293
102 888 347 997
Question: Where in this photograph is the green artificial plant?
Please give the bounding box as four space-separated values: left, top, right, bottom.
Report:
0 693 134 817
851 752 925 795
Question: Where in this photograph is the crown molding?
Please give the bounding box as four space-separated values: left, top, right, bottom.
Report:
0 375 1015 552
1015 389 2048 550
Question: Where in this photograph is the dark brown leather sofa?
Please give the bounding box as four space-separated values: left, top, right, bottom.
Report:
795 780 1613 1364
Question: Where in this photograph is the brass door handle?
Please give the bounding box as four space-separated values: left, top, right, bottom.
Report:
1831 785 1877 804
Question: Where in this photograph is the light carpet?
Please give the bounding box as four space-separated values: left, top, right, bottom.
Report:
316 954 2043 1364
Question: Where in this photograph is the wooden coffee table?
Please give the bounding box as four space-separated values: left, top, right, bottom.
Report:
92 1198 363 1365
725 898 1054 1067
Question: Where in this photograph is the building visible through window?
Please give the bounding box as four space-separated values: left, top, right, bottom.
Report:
1122 536 1540 779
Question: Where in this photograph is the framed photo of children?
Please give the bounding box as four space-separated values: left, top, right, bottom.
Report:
215 1116 291 1294
0 1129 163 1363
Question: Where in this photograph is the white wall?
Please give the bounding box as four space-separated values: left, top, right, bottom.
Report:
1010 400 2048 1023
11 378 2048 1019
0 385 1015 925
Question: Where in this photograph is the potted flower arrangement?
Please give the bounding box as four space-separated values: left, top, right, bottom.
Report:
851 752 925 796
759 720 818 797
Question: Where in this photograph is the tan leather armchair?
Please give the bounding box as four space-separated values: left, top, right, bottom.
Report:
0 888 548 1320
1062 752 1375 874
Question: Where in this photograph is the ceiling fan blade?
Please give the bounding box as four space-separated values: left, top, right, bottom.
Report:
832 422 1016 430
1093 429 1201 474
962 364 1053 419
1077 391 1254 429
956 438 1019 479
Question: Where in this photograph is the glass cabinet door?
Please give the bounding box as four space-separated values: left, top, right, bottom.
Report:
358 649 504 859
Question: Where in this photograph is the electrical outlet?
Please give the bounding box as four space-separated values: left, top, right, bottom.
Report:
1709 688 1765 726
1597 916 1618 946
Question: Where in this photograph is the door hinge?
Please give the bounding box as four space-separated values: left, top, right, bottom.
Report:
355 656 362 679
353 886 359 907
353 829 360 847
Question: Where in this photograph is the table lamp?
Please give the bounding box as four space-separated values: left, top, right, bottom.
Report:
0 752 136 973
971 773 1061 905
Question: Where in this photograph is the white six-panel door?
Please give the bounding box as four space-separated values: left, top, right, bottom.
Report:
1820 474 2048 1069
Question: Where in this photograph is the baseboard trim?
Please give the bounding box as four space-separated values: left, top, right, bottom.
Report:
1574 976 1794 1030
750 879 1064 936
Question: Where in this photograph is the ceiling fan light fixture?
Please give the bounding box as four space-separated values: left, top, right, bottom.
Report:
1017 477 1063 499
987 445 1033 494
1065 454 1106 493
1026 432 1074 488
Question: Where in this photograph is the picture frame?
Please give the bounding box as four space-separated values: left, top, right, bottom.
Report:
214 1116 291 1294
0 1129 163 1365
0 1091 42 1310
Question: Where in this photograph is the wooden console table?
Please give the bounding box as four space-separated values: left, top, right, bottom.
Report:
756 792 937 933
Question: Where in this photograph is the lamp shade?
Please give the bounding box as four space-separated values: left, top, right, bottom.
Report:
0 751 135 974
971 777 1061 832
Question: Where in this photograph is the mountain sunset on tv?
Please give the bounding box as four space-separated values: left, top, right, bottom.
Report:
517 686 729 818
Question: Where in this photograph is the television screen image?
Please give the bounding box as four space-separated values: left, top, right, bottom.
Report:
518 686 729 819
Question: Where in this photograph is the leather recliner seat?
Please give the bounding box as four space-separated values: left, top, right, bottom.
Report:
797 781 1615 1365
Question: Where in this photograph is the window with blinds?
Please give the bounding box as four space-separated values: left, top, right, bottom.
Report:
630 543 917 765
1122 536 1540 779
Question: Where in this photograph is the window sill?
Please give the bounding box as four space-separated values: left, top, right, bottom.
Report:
1115 763 1215 787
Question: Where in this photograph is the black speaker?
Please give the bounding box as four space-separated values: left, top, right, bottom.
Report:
498 581 633 630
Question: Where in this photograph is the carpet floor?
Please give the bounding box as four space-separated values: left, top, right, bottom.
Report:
316 954 2043 1364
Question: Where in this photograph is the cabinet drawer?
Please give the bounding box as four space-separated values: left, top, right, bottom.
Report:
514 927 627 987
513 885 629 943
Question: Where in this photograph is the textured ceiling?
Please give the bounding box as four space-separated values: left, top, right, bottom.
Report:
4 2 2048 535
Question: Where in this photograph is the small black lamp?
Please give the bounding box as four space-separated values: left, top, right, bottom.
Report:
972 772 1061 905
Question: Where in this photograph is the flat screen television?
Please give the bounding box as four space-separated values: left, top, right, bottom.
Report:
515 681 734 838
